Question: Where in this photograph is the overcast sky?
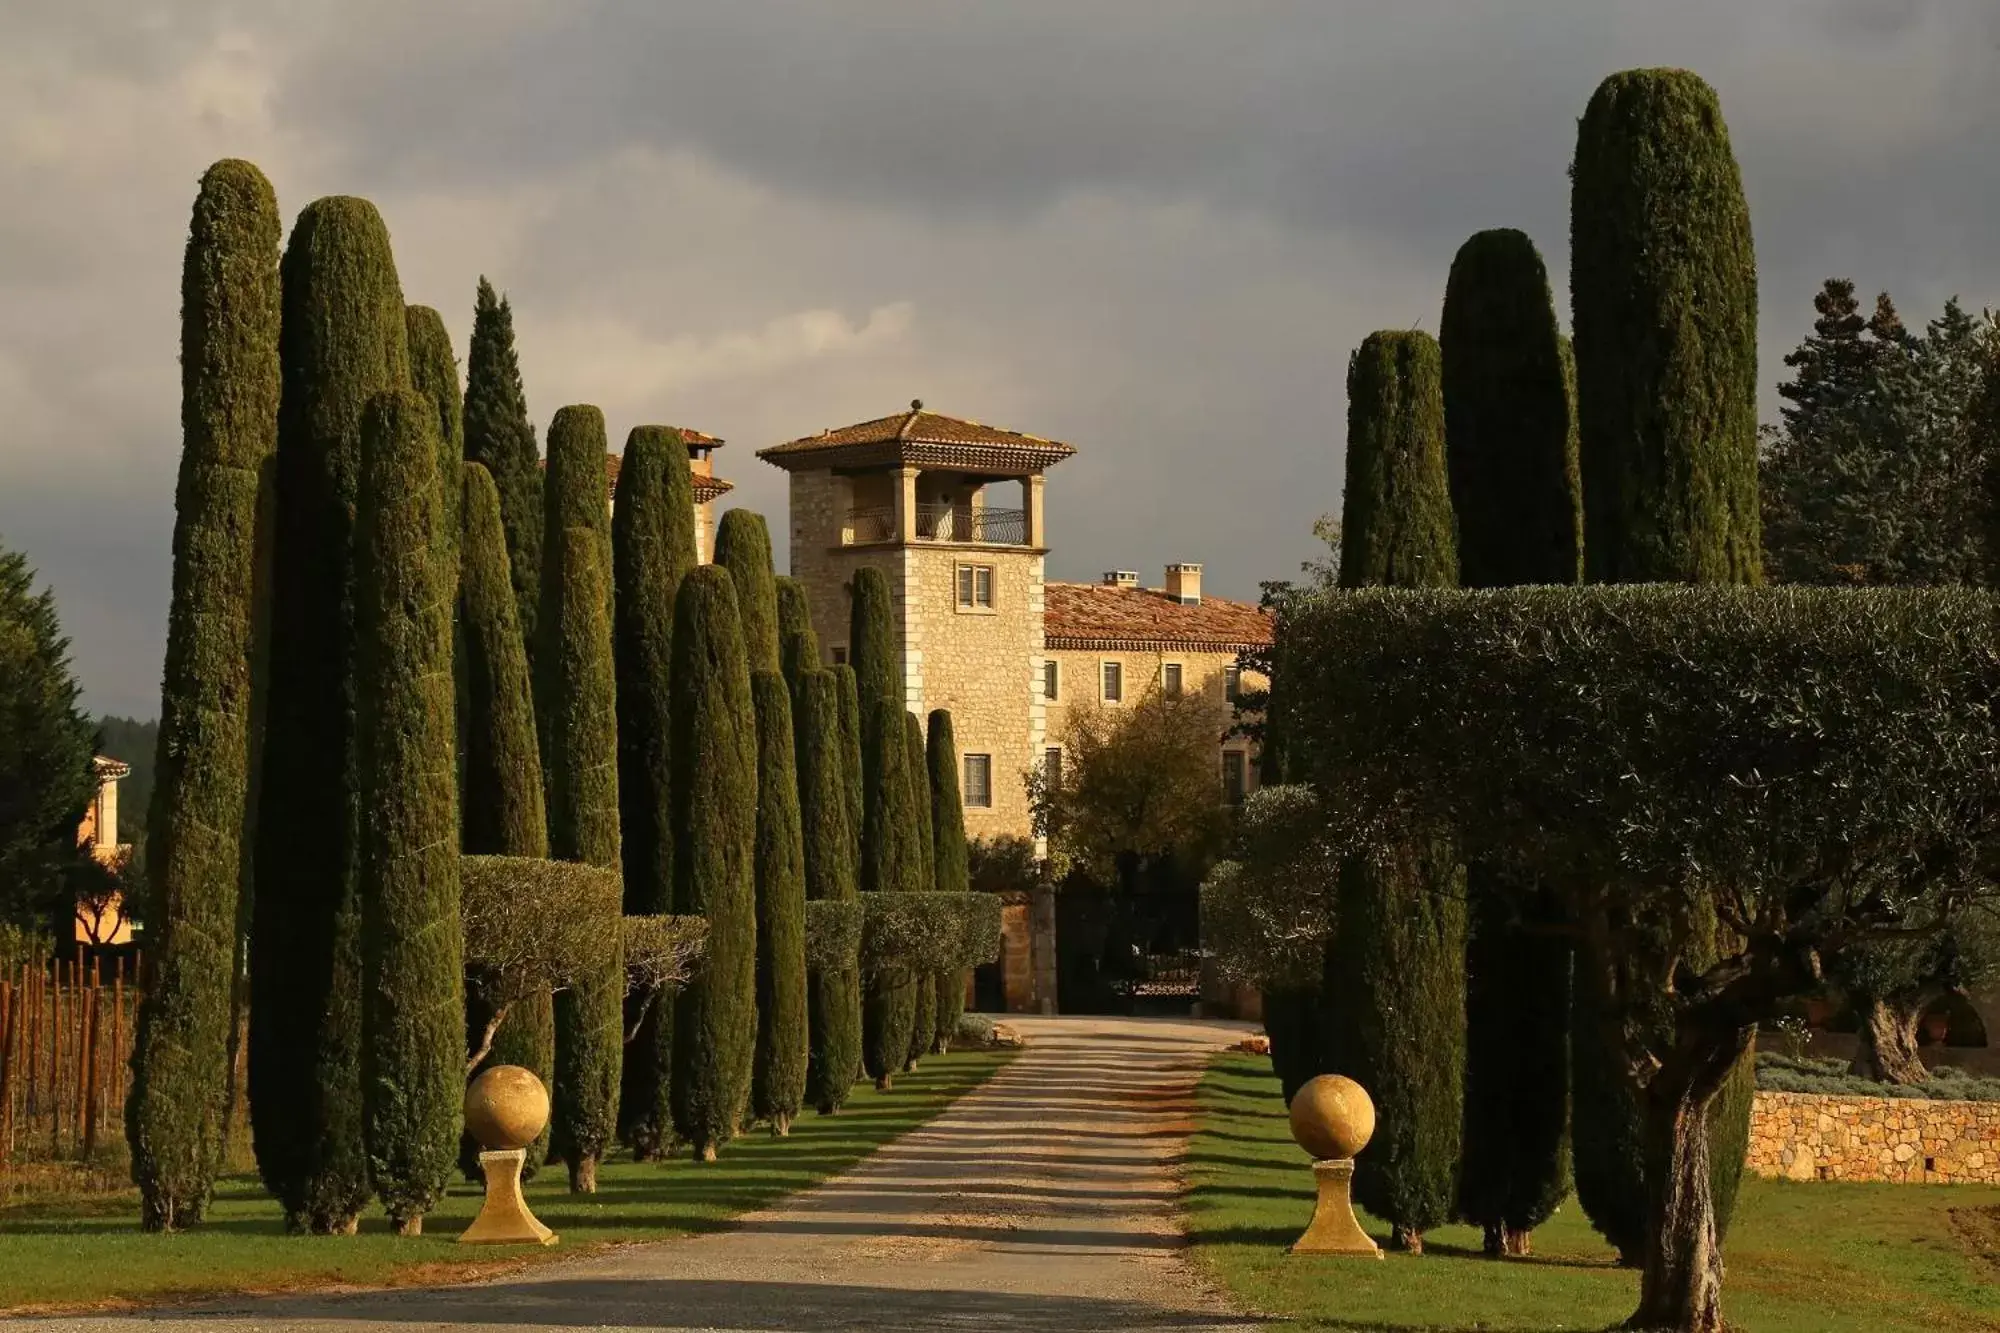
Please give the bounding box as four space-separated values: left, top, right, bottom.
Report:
4 1 1998 718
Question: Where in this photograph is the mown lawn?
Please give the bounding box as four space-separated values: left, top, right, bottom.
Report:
1186 1053 2000 1333
0 1047 1014 1316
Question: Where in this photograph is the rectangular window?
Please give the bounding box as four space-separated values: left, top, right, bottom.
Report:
1223 750 1248 805
1043 659 1059 701
831 645 849 666
964 754 994 808
1043 746 1063 788
1101 661 1123 703
1224 665 1242 702
1162 663 1183 698
956 563 994 609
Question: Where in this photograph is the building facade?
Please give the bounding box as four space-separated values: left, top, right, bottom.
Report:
575 425 735 559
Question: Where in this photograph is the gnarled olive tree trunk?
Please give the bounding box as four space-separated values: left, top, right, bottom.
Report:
1849 990 1937 1085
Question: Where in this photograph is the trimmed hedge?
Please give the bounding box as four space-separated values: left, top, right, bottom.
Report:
777 576 818 691
804 899 864 975
354 388 463 1235
1571 68 1759 585
715 510 781 675
669 566 759 1159
1339 330 1456 590
129 159 281 1232
860 892 1003 975
403 305 464 574
250 194 409 1235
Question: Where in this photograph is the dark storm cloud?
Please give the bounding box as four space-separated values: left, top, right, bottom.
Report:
3 0 2000 716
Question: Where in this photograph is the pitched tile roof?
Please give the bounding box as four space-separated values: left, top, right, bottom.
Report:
541 431 731 503
1043 581 1273 651
759 400 1076 463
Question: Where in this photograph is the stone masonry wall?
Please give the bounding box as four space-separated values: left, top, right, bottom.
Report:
1746 1090 2000 1183
1044 647 1262 806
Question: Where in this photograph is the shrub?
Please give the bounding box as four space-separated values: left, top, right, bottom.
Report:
926 710 971 1054
249 194 409 1235
903 712 936 1070
797 669 862 1114
128 159 280 1232
750 671 809 1133
777 576 818 691
715 510 781 675
403 305 463 572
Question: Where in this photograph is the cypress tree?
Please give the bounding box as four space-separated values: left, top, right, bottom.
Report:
848 567 899 707
1571 68 1760 585
860 694 918 1086
903 710 936 1071
404 305 464 571
798 669 861 1113
1570 69 1760 1261
834 665 865 849
463 277 542 661
611 426 698 1158
750 671 809 1134
926 709 970 1054
1325 327 1464 1252
354 388 462 1236
714 509 781 675
249 194 409 1235
1440 228 1579 1256
457 463 552 1178
538 405 623 1193
777 576 819 691
128 159 280 1231
670 567 759 1159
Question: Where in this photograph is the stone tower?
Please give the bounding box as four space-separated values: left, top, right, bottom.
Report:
757 400 1075 842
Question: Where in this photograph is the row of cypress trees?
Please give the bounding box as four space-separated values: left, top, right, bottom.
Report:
128 160 986 1230
1294 66 1759 1259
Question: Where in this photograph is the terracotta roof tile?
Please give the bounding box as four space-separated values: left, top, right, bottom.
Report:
541 436 730 503
1043 582 1272 651
761 400 1075 459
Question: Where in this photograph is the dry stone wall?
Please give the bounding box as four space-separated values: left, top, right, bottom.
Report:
1747 1090 2000 1184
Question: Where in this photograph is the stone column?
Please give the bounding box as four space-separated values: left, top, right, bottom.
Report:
1024 473 1046 548
895 466 920 544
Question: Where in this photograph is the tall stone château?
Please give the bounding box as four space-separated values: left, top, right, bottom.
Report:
759 401 1270 848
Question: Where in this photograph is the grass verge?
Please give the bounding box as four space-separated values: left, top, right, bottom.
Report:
1185 1052 2000 1333
0 1047 1014 1316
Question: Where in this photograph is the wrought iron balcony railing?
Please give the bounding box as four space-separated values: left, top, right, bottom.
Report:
843 504 1030 546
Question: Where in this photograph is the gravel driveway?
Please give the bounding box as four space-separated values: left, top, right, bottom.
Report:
25 1016 1261 1332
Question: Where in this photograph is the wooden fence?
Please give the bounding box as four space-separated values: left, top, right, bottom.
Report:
0 950 141 1165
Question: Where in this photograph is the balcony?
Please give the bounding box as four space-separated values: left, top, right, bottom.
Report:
845 504 1030 546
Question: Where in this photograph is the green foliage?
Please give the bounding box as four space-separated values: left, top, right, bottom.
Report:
670 567 759 1156
1339 330 1456 590
750 672 809 1129
463 277 541 664
847 567 898 707
128 158 281 1231
926 711 969 1052
95 716 157 842
403 305 463 574
1763 282 1992 586
1285 584 2000 1303
902 713 936 1069
776 577 817 691
611 425 697 1158
967 834 1039 896
860 892 1003 974
714 510 781 676
834 666 864 853
354 388 463 1231
1441 228 1580 588
1571 68 1760 584
458 465 547 860
251 193 409 1234
797 669 861 1114
860 694 919 1084
1756 1052 2000 1101
536 406 623 1188
1325 841 1466 1243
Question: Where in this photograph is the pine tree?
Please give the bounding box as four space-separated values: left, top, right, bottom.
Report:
403 305 464 574
128 159 280 1231
537 405 623 1193
463 277 541 661
777 576 819 691
926 709 970 1054
798 669 861 1113
1572 68 1760 585
904 710 937 1070
249 194 410 1235
354 388 462 1236
750 671 809 1133
1440 227 1578 1255
457 462 552 1177
670 566 759 1158
714 510 781 675
1325 327 1464 1252
611 426 697 1159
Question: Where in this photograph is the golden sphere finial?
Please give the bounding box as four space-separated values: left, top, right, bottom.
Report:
1289 1074 1375 1162
464 1064 551 1152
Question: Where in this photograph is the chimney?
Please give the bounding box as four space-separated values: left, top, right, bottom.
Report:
1103 570 1140 588
1165 562 1203 605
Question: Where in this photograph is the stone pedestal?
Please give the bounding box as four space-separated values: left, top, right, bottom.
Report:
1290 1158 1380 1258
459 1149 558 1247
